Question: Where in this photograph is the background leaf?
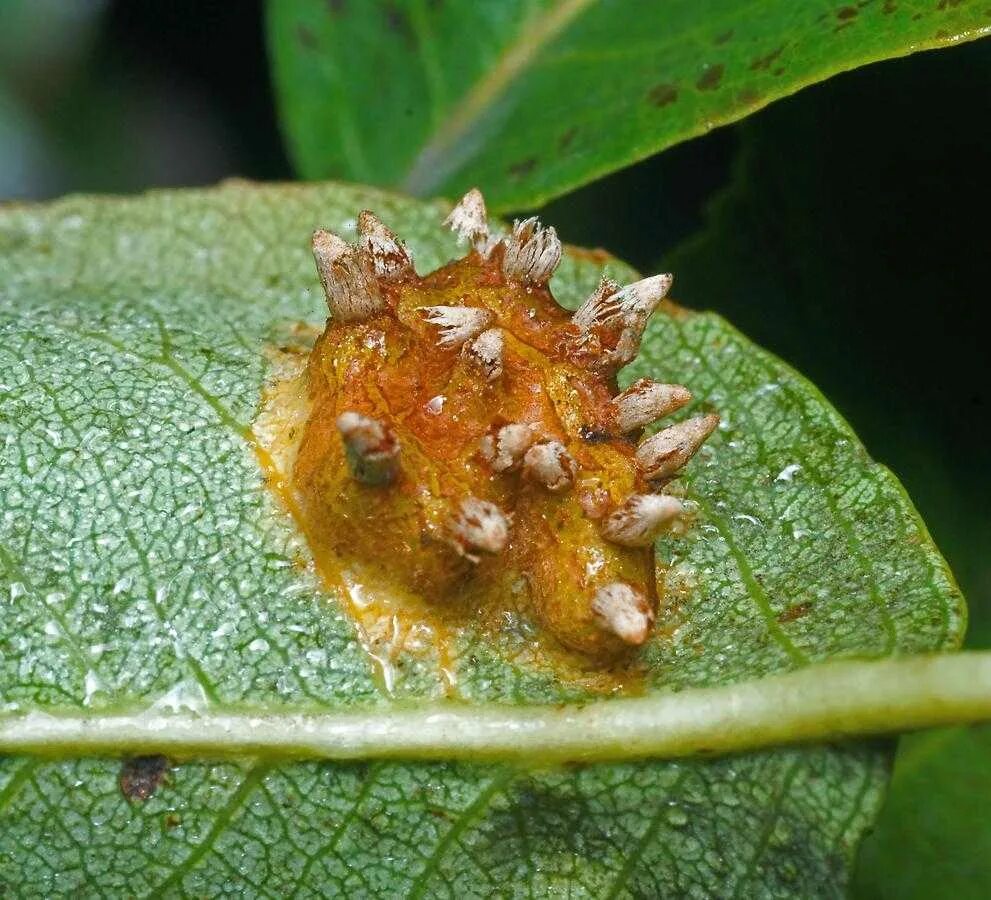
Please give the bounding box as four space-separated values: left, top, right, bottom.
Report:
267 0 991 211
0 182 962 894
854 725 991 899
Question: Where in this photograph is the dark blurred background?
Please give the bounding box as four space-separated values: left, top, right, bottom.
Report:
0 0 289 198
2 2 989 889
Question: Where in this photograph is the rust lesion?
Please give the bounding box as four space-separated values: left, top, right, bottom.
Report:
119 755 170 802
256 190 717 690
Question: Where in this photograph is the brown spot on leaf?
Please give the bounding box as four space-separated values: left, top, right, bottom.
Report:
428 805 456 819
837 6 859 19
696 64 724 91
750 46 784 71
935 28 949 37
648 83 679 107
119 755 170 802
883 0 897 11
164 814 182 829
738 87 765 106
296 24 318 50
559 127 578 150
326 0 345 13
714 29 734 44
778 602 812 624
508 157 537 178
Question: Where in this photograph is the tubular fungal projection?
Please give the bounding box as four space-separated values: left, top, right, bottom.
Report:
289 190 718 663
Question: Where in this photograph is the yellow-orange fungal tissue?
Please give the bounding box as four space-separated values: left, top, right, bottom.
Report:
290 190 718 663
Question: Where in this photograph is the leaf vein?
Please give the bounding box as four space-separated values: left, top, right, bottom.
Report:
728 756 803 898
602 769 692 900
407 767 517 899
148 762 271 897
0 758 40 815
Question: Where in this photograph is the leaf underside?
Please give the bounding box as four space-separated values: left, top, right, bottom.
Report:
267 0 991 211
0 183 962 895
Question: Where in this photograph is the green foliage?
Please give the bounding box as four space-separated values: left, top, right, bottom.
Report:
267 0 991 211
660 40 991 646
0 182 965 893
1 1 987 890
654 43 991 893
854 725 991 898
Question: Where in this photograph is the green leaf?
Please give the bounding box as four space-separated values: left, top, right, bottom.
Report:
853 725 991 899
0 182 966 894
660 43 991 896
266 0 991 211
659 37 991 644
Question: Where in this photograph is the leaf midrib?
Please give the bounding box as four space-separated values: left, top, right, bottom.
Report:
3 654 991 764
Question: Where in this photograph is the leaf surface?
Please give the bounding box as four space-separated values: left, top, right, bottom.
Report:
0 182 963 895
661 48 991 897
267 0 991 211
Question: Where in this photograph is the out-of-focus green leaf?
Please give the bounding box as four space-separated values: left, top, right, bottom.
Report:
854 726 991 899
0 0 106 79
266 0 991 211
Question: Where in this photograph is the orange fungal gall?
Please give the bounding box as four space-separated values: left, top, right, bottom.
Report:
291 190 717 661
